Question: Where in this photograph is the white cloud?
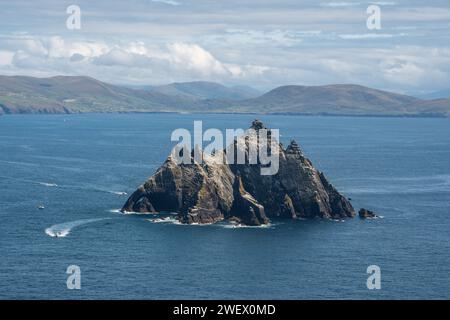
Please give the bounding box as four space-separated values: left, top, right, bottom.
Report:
91 42 234 76
0 36 47 56
320 2 362 7
3 36 450 92
0 36 109 60
151 0 181 6
46 37 108 59
93 48 152 67
381 60 425 85
320 1 396 7
12 50 45 69
166 43 229 76
370 1 396 5
0 35 269 84
339 33 407 39
320 59 356 73
0 50 14 66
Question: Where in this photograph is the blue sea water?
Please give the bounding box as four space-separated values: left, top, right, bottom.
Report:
0 113 449 299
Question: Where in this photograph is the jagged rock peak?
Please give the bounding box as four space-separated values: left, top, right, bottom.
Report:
250 119 267 131
286 139 302 155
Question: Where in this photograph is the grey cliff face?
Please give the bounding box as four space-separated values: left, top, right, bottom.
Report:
122 120 355 225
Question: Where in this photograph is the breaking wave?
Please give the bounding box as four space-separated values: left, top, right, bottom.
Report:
220 222 275 229
147 217 181 224
120 210 157 215
362 215 384 220
145 217 279 228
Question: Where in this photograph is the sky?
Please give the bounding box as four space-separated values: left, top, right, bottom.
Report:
0 0 449 94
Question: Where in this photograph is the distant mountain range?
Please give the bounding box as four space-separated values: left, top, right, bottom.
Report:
419 89 450 100
1 75 449 117
148 81 261 100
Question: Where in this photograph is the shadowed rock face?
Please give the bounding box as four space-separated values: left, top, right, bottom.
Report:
359 208 379 219
122 120 355 225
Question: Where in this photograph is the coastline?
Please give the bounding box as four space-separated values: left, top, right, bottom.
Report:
1 110 449 118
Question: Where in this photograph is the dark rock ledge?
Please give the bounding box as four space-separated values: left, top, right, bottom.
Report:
359 208 379 219
121 120 355 226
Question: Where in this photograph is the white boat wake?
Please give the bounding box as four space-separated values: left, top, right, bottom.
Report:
108 191 128 195
45 218 111 238
38 182 58 187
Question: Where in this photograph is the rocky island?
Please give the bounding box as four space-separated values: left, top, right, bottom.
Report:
122 120 355 226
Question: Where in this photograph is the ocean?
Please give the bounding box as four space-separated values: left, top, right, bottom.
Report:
0 113 449 299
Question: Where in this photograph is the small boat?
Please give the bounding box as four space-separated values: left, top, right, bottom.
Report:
37 205 45 210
